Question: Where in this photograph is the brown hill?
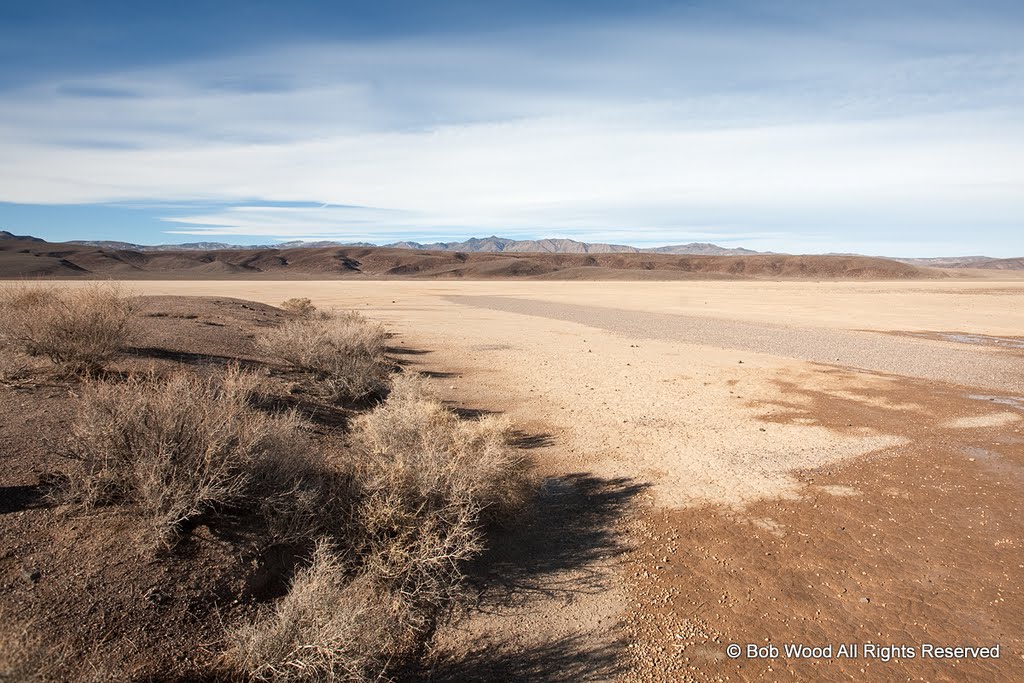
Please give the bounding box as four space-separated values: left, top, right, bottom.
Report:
0 233 941 280
974 257 1024 270
894 256 997 268
893 255 1024 270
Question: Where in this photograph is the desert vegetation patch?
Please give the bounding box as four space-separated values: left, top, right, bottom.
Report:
0 283 133 375
0 290 535 682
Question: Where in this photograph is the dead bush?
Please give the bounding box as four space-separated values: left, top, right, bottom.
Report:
353 488 481 638
60 365 306 543
0 350 41 386
352 373 534 529
228 541 413 683
249 447 360 548
280 297 319 317
229 373 536 681
344 373 533 631
258 311 390 402
0 283 133 374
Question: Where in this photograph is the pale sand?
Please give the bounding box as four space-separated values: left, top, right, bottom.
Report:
945 412 1022 429
42 278 1020 507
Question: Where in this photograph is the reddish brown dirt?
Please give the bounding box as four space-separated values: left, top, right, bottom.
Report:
0 297 344 682
623 370 1024 682
1 294 570 683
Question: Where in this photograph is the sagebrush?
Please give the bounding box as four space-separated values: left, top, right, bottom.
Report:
0 283 133 374
228 541 412 683
228 372 534 681
60 366 306 542
259 310 390 402
352 373 533 530
280 297 320 317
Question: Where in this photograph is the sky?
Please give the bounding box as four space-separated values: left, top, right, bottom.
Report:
0 0 1022 256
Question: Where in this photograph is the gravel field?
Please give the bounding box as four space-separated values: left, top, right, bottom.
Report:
449 294 1024 393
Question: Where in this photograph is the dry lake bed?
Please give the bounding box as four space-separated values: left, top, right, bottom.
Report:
34 279 1024 681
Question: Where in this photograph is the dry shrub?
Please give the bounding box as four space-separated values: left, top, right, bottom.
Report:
280 297 319 317
228 541 411 683
0 283 133 374
346 373 532 629
353 373 533 529
259 311 390 402
229 373 535 681
249 447 359 548
60 365 305 542
0 350 41 386
353 489 480 639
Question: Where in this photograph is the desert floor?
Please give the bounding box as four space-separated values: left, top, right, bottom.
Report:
51 279 1024 681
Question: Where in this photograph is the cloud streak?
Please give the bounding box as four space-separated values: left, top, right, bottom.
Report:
0 5 1022 254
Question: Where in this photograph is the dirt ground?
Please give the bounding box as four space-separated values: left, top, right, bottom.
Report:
6 279 1024 681
0 297 314 681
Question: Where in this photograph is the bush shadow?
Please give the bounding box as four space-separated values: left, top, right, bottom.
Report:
0 484 50 514
386 345 433 356
125 346 268 371
250 393 352 430
449 405 499 419
420 473 647 682
508 430 556 449
467 473 650 609
420 634 624 682
418 370 461 379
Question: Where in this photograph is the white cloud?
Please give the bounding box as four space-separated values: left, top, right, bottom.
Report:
5 112 1021 211
0 13 1022 253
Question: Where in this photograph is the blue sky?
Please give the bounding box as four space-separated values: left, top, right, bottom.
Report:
1 1 1022 256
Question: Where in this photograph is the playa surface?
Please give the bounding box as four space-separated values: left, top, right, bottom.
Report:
30 279 1024 680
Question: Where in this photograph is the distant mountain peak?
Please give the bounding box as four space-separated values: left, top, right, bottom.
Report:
391 236 760 256
0 230 45 242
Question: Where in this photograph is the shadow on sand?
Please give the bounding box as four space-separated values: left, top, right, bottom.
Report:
468 473 649 610
125 346 268 370
423 473 649 681
420 634 624 682
0 484 50 515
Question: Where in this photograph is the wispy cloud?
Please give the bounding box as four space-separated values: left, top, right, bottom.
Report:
0 6 1021 254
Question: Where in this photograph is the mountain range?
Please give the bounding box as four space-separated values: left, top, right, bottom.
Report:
0 230 944 280
63 235 760 256
2 231 1020 270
